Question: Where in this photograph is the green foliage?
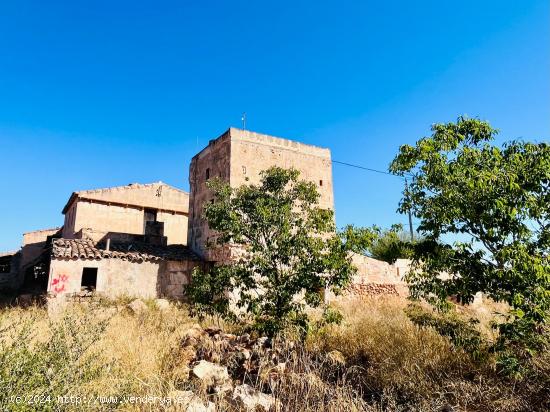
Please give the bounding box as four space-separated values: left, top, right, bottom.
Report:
187 265 235 322
0 312 111 411
390 116 550 361
369 224 419 264
188 167 357 337
339 223 418 264
405 303 486 358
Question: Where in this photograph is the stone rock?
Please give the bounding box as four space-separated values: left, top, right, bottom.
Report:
167 390 215 412
183 324 206 346
204 325 222 335
213 380 233 394
155 298 171 311
255 336 270 348
326 350 346 366
232 384 275 411
192 360 230 387
179 346 197 365
128 299 148 314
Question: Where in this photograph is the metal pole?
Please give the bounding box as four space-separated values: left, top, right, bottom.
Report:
405 178 414 241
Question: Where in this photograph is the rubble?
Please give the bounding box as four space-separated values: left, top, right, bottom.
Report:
347 283 399 296
167 390 215 412
181 324 281 409
232 384 275 411
155 298 171 311
127 299 148 313
192 360 230 388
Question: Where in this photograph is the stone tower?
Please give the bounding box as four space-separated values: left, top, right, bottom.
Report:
187 128 334 261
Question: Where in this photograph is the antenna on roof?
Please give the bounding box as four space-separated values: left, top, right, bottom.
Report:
241 112 246 130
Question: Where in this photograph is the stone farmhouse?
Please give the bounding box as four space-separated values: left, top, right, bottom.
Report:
0 128 407 301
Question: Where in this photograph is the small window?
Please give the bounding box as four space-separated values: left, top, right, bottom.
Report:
319 180 323 186
242 166 247 175
81 268 97 291
206 168 210 180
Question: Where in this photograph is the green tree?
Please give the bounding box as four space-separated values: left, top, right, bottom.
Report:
338 223 418 264
389 116 550 361
188 167 357 336
368 224 419 264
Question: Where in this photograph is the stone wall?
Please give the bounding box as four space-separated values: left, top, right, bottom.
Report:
326 254 411 301
0 252 21 291
187 131 232 261
21 227 61 269
48 257 200 299
229 128 334 211
65 182 188 214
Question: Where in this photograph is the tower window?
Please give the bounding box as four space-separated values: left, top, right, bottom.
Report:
144 208 157 222
206 168 210 180
144 208 157 234
81 268 97 290
319 180 323 186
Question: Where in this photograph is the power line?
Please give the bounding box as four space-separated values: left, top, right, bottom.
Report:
333 159 416 239
332 160 413 178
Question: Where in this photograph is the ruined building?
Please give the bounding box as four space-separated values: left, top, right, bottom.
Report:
0 128 407 301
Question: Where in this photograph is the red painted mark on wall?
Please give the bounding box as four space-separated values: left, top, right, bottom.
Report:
51 273 69 293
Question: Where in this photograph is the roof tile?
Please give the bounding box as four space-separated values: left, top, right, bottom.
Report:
51 238 201 262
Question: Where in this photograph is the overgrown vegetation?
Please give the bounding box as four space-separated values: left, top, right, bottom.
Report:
390 116 550 372
188 167 358 336
1 299 548 411
344 223 420 264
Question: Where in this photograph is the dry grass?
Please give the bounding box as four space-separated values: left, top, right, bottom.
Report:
0 297 548 411
309 296 549 411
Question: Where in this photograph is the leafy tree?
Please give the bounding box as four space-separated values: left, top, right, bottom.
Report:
389 116 550 362
188 167 357 336
338 223 418 264
368 224 419 264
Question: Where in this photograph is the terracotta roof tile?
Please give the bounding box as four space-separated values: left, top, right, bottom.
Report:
51 238 201 262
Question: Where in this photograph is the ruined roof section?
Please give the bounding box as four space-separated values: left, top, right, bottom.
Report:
0 250 18 258
62 182 189 214
51 238 201 262
23 227 62 235
229 128 331 159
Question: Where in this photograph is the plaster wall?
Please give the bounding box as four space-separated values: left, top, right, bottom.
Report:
48 258 198 299
63 201 187 245
21 228 61 269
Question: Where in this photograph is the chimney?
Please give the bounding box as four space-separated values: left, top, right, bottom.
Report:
106 238 111 251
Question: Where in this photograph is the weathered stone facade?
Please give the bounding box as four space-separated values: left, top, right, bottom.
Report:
3 127 409 300
188 128 334 261
0 250 21 290
21 228 62 269
62 182 188 245
47 238 202 299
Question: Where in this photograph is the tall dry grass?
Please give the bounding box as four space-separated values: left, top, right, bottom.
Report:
308 296 549 411
0 297 548 411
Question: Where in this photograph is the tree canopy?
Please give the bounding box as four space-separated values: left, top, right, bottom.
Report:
188 167 357 336
389 117 549 357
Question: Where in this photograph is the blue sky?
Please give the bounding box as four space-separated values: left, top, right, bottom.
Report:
0 0 548 251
